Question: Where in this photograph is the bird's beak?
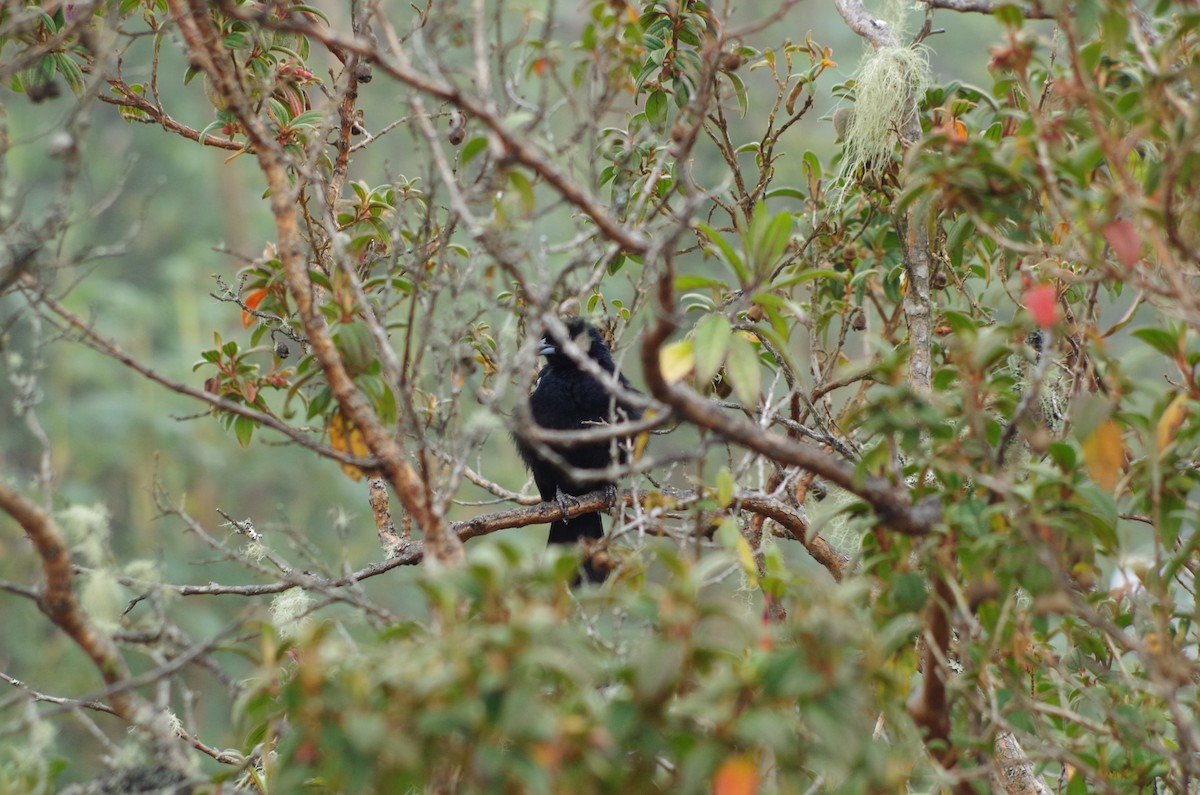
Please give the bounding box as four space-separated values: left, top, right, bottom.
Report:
538 341 556 356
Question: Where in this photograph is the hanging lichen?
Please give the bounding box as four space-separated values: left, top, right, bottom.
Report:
833 1 930 204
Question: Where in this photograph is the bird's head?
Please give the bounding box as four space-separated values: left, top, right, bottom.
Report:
538 317 615 372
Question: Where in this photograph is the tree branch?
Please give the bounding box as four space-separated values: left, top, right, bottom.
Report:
0 480 132 698
641 257 938 537
921 0 1054 19
0 479 191 770
117 486 844 598
245 11 652 257
164 0 461 564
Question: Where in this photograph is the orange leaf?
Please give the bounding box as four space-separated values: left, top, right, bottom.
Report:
1082 418 1125 491
1023 284 1059 329
242 288 268 328
713 754 758 795
1156 393 1190 452
1104 218 1141 268
1050 221 1071 245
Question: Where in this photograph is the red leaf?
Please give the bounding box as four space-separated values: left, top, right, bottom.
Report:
1024 283 1059 329
1104 218 1141 268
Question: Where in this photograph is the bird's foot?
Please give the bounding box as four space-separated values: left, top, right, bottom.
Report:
603 483 619 510
555 486 582 522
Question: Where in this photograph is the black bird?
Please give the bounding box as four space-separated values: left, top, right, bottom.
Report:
514 318 642 582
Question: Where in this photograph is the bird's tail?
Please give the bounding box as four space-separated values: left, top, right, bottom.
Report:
549 513 606 582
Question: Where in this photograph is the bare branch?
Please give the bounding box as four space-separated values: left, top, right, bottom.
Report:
921 0 1055 19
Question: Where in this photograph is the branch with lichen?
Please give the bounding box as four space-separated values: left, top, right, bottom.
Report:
0 479 192 771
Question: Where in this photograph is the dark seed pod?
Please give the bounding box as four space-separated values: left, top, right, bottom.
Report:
27 80 60 103
448 111 466 146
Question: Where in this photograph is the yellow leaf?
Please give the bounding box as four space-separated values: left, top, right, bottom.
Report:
713 754 759 795
328 408 369 480
1156 393 1190 452
658 339 695 384
1082 419 1125 491
734 534 760 589
633 408 654 460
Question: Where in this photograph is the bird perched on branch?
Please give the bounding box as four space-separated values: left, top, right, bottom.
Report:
514 317 642 582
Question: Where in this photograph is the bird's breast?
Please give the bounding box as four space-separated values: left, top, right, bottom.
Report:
530 372 611 430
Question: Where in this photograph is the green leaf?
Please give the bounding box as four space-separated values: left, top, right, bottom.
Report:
234 415 256 448
716 467 735 508
763 186 805 201
672 77 691 108
1132 327 1182 359
675 274 727 290
645 90 668 126
335 323 375 375
713 517 740 547
726 335 760 407
1100 10 1130 57
696 222 748 285
289 110 326 128
307 386 333 420
507 170 536 215
993 3 1025 28
52 54 85 95
945 215 974 268
724 70 748 118
693 314 731 383
1047 441 1077 472
890 573 928 613
460 135 488 165
744 204 792 276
